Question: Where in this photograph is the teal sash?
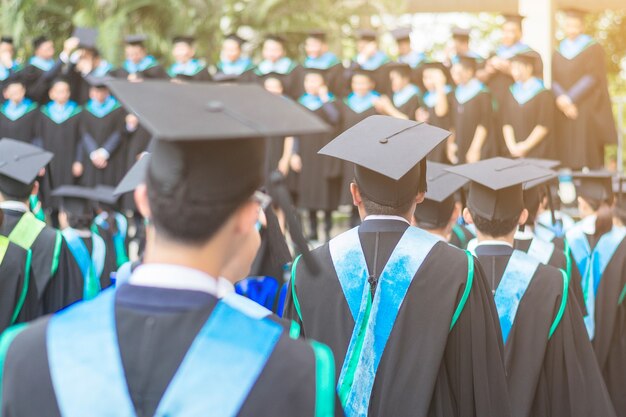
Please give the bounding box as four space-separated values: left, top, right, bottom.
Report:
94 212 129 268
527 237 555 265
455 79 485 104
423 85 452 108
47 289 282 417
0 99 37 121
509 77 545 105
398 51 426 68
168 59 206 77
41 101 81 124
357 51 390 71
392 84 420 108
299 93 335 112
217 57 254 75
567 225 626 339
29 56 55 71
494 250 540 344
558 35 595 60
86 96 121 118
255 57 297 75
62 228 106 299
496 42 532 60
344 91 380 114
123 55 158 73
304 52 341 70
330 226 438 416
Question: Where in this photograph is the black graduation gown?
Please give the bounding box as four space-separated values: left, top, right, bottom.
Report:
0 240 39 333
569 234 626 416
79 103 126 187
122 124 152 211
552 41 616 169
393 90 421 121
346 61 391 96
37 103 83 208
422 89 455 163
284 219 512 417
475 244 616 417
502 87 555 159
212 63 256 84
0 208 83 315
453 89 493 163
254 60 305 100
112 62 168 80
0 102 39 143
63 233 113 291
298 100 342 211
1 284 344 417
167 61 212 82
20 60 64 104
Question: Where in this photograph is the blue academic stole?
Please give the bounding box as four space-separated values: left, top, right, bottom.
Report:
217 57 254 75
62 228 106 300
494 250 540 344
344 91 380 114
86 96 121 118
392 84 420 108
567 225 626 339
398 51 426 68
123 55 158 74
423 85 452 108
526 237 555 266
330 226 438 417
0 98 37 121
304 52 341 69
93 212 129 268
29 56 55 72
168 59 206 77
509 77 545 105
46 289 281 417
455 79 486 104
496 42 532 60
41 101 81 124
356 51 390 71
558 35 595 60
0 61 20 81
255 57 297 75
91 61 113 77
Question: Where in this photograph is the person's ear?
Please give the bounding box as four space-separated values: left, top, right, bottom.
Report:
451 202 461 222
350 182 362 206
463 207 474 225
134 184 152 221
415 192 425 205
518 208 529 226
31 180 40 197
234 200 259 235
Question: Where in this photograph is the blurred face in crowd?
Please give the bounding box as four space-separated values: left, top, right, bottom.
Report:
262 39 285 62
397 39 411 56
501 22 522 47
0 41 14 59
3 82 26 103
351 74 374 96
303 72 325 95
422 68 443 91
564 16 584 39
89 86 109 103
264 77 284 95
35 40 55 60
451 63 473 85
357 39 378 58
390 70 410 93
304 37 325 58
511 61 533 83
221 39 241 62
452 37 469 55
49 81 71 105
125 44 147 64
172 41 195 63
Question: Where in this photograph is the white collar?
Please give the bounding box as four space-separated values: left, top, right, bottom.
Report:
129 263 235 298
0 201 29 212
475 239 514 248
514 228 535 241
364 215 411 225
579 215 597 235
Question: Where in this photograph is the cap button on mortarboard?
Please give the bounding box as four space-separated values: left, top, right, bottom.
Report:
206 101 224 112
379 138 388 144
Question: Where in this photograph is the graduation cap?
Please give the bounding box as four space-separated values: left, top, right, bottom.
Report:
502 13 525 25
125 34 147 46
319 116 450 206
446 157 554 221
387 62 412 78
451 27 471 40
51 185 100 217
414 162 469 229
1 36 13 45
114 154 150 196
0 138 53 199
172 35 195 45
93 185 120 209
73 27 98 50
391 27 412 42
356 29 378 42
573 170 614 202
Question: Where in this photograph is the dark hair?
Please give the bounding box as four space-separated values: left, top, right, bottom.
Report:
469 208 520 238
360 191 414 217
582 197 613 240
0 208 4 227
613 205 626 226
66 213 93 231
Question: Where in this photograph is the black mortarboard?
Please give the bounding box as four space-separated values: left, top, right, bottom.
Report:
502 13 525 25
454 55 478 71
1 36 13 45
173 35 196 45
319 116 450 206
356 29 378 42
387 62 412 77
125 34 147 46
573 170 614 202
0 138 53 199
32 36 48 50
414 162 468 229
522 170 559 222
224 33 246 45
451 27 471 40
447 157 554 221
51 185 98 217
613 176 626 209
510 51 538 66
73 27 98 50
114 154 150 196
391 27 412 42
519 157 560 170
306 30 327 41
93 185 120 209
561 7 587 19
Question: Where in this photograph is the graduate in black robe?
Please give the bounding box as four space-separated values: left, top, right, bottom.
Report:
296 69 342 241
0 79 39 143
391 27 427 89
450 56 493 164
254 35 304 99
387 63 421 121
552 9 617 170
167 36 211 82
302 31 346 98
37 78 82 210
122 114 152 212
261 77 296 180
212 34 256 83
565 172 626 415
0 82 342 417
67 42 115 105
0 139 83 316
449 158 617 417
502 53 555 160
78 77 126 187
0 37 23 91
417 62 455 163
19 36 69 104
112 35 168 81
285 117 511 417
346 29 391 96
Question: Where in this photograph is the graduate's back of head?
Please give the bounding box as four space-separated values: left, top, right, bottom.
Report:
469 208 520 239
359 188 415 218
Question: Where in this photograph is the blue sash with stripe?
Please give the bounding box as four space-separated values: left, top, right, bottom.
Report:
47 289 282 417
494 250 540 344
527 237 555 266
62 228 106 299
567 226 626 339
330 226 438 417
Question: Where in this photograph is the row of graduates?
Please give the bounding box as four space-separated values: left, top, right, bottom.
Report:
0 78 624 415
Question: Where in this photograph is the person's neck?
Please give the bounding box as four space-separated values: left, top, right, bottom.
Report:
476 229 516 245
54 100 69 107
144 236 225 279
177 57 192 64
424 227 447 240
